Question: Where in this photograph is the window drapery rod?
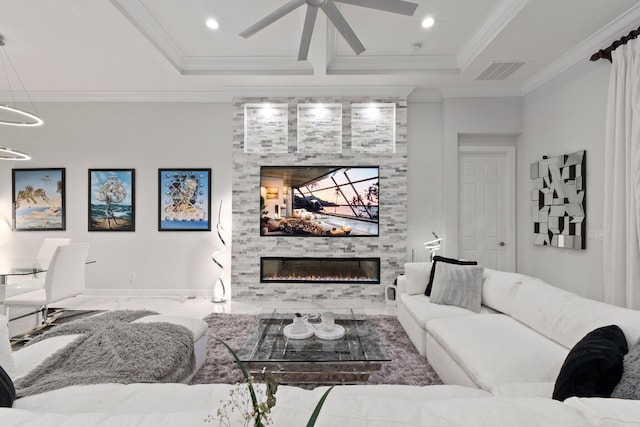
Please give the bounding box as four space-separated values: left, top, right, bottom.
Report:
590 25 640 63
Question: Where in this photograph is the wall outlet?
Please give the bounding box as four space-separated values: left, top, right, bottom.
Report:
129 273 135 284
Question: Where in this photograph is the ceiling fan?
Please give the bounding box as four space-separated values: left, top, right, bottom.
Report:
239 0 419 61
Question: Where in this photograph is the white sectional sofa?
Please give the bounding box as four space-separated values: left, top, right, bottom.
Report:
5 382 640 426
0 312 208 389
2 306 640 425
397 262 640 397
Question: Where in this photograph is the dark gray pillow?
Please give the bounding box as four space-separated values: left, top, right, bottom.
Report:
612 336 640 399
429 262 484 313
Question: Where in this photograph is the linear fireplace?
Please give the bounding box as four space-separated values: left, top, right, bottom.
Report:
261 257 380 284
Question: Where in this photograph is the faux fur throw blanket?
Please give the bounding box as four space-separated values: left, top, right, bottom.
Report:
16 310 196 397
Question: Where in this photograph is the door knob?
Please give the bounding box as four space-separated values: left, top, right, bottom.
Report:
499 241 505 247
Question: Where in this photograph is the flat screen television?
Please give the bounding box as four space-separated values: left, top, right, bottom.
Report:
260 166 379 237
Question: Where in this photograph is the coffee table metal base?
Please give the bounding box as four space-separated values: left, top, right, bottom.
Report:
246 361 383 385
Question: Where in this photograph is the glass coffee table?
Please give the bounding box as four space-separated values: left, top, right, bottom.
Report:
237 308 390 385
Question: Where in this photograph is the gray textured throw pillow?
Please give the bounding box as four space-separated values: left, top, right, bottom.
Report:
429 262 484 312
611 337 640 399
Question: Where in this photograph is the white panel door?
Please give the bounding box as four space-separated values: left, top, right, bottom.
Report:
458 147 515 271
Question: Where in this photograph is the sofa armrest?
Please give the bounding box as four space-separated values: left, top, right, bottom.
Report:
403 262 432 295
396 275 408 295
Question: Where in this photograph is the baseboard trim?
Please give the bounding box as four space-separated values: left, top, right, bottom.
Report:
82 289 213 298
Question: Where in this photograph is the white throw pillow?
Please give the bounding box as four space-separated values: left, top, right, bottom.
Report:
404 262 432 295
429 262 484 313
0 315 15 378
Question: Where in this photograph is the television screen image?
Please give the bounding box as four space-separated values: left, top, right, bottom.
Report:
260 166 379 237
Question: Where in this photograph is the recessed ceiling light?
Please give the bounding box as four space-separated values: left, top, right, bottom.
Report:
206 18 219 30
421 16 435 29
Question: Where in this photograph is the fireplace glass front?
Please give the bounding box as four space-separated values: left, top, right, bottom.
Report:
261 257 380 284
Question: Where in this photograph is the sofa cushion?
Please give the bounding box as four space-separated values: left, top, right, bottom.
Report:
426 314 568 390
611 336 640 399
12 335 82 381
425 256 477 296
9 383 591 426
510 278 640 350
490 382 555 398
429 262 484 313
481 268 526 315
399 294 495 331
552 325 628 401
0 316 14 379
403 262 432 295
564 396 640 425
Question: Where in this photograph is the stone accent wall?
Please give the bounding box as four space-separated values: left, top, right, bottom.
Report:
232 97 408 302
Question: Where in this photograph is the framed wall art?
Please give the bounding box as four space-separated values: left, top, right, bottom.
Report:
158 168 211 231
89 169 135 231
12 168 65 231
531 150 586 249
265 186 279 200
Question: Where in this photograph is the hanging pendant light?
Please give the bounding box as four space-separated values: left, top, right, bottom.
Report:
0 34 43 127
0 147 30 160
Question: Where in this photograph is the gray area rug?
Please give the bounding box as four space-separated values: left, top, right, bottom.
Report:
190 313 442 386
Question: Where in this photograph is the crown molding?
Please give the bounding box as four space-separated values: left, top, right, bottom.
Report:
457 0 530 71
407 88 444 103
226 85 415 98
109 0 186 70
110 0 460 76
0 91 234 103
180 56 313 75
521 3 640 94
440 85 523 98
328 55 459 74
0 86 416 103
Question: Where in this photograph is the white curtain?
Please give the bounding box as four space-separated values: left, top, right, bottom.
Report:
604 38 640 308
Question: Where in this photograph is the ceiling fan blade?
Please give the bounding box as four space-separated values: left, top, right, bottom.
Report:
239 0 306 38
334 0 418 16
321 0 365 55
298 6 319 61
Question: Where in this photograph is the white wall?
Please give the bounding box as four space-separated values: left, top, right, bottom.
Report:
443 97 523 257
518 60 611 300
406 102 444 262
0 78 608 300
0 102 232 296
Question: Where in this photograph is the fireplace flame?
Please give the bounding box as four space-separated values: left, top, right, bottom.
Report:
265 273 377 282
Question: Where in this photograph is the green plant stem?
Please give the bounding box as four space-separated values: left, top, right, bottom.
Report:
214 338 263 425
306 386 334 427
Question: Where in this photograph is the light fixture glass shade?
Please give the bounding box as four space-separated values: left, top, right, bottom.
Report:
0 147 30 160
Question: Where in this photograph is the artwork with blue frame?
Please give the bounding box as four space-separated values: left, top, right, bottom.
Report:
158 169 211 231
